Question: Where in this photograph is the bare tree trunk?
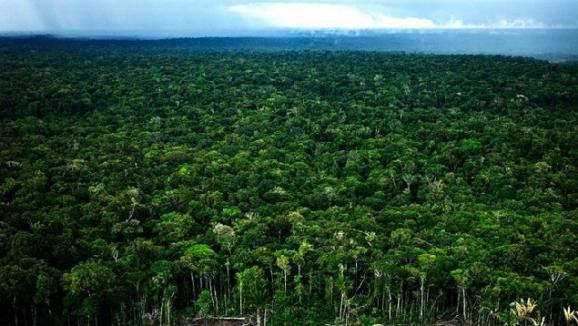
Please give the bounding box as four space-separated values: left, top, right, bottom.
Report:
213 279 219 314
270 266 274 294
462 287 467 322
239 280 243 315
456 287 461 315
387 286 392 320
420 276 425 320
209 278 215 312
190 272 196 298
167 297 172 326
396 281 403 318
226 258 231 297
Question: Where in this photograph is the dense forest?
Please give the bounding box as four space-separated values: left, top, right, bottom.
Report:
1 40 578 325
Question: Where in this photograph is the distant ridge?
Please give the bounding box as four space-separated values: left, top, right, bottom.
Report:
1 29 578 62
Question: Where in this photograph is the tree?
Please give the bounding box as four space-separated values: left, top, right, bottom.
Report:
213 223 236 295
62 261 116 325
236 266 266 316
417 253 437 320
451 268 470 322
195 290 213 324
275 252 292 294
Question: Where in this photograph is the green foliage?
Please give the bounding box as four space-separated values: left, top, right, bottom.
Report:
195 290 213 318
62 261 116 317
63 262 116 297
1 42 578 325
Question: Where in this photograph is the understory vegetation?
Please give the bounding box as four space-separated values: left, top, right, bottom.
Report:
1 41 578 325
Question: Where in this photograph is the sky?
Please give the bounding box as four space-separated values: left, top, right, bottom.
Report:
1 0 577 36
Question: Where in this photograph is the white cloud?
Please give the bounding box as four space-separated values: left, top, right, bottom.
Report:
228 2 550 29
443 18 547 29
229 3 435 29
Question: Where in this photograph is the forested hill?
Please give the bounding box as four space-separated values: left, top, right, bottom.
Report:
1 40 578 325
2 33 578 62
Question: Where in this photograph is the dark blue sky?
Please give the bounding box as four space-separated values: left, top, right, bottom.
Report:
1 0 577 36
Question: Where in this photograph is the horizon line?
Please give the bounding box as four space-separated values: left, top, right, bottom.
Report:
2 27 578 40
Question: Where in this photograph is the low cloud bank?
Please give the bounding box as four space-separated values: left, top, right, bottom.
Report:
228 3 555 29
